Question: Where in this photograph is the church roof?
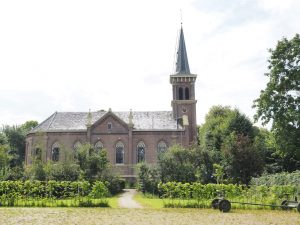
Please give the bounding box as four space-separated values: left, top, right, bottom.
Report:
30 110 181 133
175 26 191 75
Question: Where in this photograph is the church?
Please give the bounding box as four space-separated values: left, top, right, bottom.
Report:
25 26 197 179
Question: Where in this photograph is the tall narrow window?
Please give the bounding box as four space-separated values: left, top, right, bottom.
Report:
33 147 42 160
108 122 112 131
73 141 81 158
116 141 124 164
73 141 81 151
179 87 183 100
157 141 167 154
185 87 190 100
137 141 145 163
95 141 104 153
51 142 60 162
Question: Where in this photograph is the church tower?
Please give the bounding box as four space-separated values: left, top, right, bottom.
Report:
170 26 197 144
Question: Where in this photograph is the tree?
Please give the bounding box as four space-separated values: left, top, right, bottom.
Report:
0 132 7 145
137 163 160 194
2 125 26 167
213 163 224 184
199 106 254 153
158 145 197 183
20 120 38 133
222 134 264 184
75 143 109 180
253 34 300 166
2 120 38 167
199 106 266 183
0 145 9 170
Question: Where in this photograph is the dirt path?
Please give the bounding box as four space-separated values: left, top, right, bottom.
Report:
118 189 143 208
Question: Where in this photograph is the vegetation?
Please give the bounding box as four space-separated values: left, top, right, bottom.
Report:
0 180 109 207
251 170 300 187
157 182 298 210
198 106 265 184
253 33 300 171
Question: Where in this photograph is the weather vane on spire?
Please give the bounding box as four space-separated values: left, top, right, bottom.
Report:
180 9 183 26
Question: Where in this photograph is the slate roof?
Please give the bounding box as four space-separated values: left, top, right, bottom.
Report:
30 110 181 133
175 26 191 75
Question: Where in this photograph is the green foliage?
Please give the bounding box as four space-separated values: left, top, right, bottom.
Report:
250 170 300 188
75 143 109 180
213 164 224 184
24 160 80 181
158 182 297 209
199 106 266 183
222 135 264 184
253 34 300 166
137 163 160 194
102 175 125 195
199 106 255 153
89 181 108 199
20 121 38 133
0 180 111 207
158 145 198 183
0 132 7 145
0 145 9 170
2 125 26 167
1 120 38 169
47 162 81 181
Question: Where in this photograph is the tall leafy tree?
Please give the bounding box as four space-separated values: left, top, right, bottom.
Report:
199 106 255 154
75 143 109 180
199 106 265 183
253 34 300 169
2 125 26 167
158 145 197 183
222 134 264 184
2 120 38 168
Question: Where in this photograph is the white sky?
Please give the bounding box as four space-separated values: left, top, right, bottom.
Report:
0 0 300 127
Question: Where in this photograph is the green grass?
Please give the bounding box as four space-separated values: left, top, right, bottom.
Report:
0 197 111 207
107 195 120 208
134 192 298 211
134 193 164 208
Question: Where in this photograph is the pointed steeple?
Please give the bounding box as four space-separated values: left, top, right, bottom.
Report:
175 26 190 75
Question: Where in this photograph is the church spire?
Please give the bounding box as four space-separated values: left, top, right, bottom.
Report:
175 26 190 75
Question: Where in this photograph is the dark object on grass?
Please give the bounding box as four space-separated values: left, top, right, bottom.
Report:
211 191 300 213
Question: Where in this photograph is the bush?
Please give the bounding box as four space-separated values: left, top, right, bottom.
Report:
250 170 300 188
89 181 108 199
158 182 297 203
103 175 125 195
137 163 160 195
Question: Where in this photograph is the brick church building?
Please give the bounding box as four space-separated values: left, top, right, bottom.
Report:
26 26 197 179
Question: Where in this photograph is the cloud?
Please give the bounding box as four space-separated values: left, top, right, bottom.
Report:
0 0 299 128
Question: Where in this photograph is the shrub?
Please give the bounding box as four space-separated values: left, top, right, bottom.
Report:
103 175 125 195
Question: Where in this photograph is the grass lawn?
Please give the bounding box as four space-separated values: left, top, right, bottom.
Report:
134 193 164 208
0 207 299 225
107 195 120 208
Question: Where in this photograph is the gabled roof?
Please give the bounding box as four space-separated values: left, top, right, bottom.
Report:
30 110 181 133
175 26 191 75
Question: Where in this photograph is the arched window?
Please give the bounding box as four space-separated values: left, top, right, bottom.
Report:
107 122 112 131
95 141 104 153
73 141 81 158
73 141 81 151
116 141 124 164
137 141 145 163
51 142 60 162
179 87 183 100
33 147 42 160
185 87 190 100
157 141 168 154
